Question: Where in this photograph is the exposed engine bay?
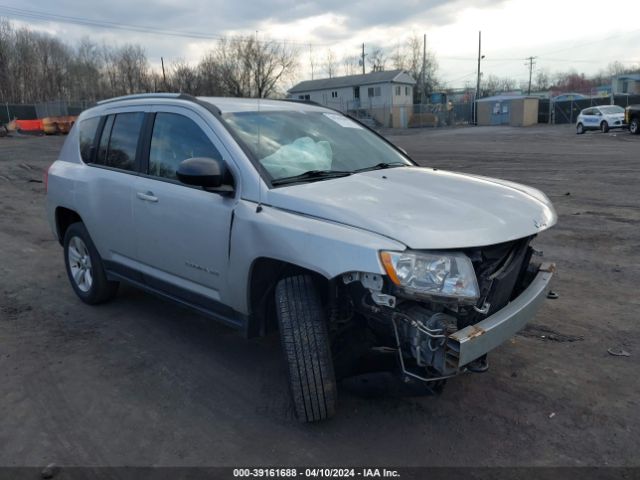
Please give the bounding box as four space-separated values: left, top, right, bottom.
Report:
331 236 546 385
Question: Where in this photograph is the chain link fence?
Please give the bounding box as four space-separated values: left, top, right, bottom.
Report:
318 99 475 129
551 94 640 124
1 100 95 124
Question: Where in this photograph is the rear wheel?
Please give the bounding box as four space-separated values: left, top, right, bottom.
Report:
64 222 119 304
576 123 585 134
275 275 337 422
601 121 609 133
630 117 639 135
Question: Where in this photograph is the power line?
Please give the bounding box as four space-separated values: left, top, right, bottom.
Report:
0 4 336 47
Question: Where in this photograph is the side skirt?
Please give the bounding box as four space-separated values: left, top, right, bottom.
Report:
104 262 246 331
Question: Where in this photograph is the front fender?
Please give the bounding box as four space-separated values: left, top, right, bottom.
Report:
226 200 406 314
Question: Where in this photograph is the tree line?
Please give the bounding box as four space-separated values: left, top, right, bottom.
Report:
0 18 298 103
472 61 640 98
0 18 442 105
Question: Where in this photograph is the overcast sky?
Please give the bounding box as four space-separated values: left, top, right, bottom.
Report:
2 0 640 89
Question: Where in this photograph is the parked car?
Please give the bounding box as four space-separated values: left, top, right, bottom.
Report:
625 105 640 134
46 94 557 422
576 105 626 134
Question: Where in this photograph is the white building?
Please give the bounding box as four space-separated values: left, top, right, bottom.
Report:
288 70 416 127
612 74 640 95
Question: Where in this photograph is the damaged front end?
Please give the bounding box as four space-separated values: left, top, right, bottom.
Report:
340 237 555 383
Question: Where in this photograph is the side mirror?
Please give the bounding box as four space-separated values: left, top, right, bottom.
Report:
177 157 226 189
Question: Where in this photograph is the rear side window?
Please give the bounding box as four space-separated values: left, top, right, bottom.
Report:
78 116 100 162
148 113 222 180
94 112 144 171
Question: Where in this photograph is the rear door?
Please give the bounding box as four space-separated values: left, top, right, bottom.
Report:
132 105 238 322
80 108 146 276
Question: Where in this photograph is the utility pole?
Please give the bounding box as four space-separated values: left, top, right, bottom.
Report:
361 43 366 75
421 33 427 104
160 57 167 91
525 56 537 95
475 31 482 125
309 44 314 80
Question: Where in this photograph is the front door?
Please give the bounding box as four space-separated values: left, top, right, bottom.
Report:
353 86 360 108
132 106 238 322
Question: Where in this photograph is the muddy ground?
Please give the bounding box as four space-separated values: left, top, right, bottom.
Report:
0 125 638 467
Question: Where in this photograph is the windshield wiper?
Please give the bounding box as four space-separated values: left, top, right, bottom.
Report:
271 169 352 186
354 162 408 173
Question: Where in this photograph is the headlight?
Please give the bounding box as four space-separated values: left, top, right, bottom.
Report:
380 250 479 304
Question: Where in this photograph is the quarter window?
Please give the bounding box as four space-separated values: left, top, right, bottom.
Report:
148 113 222 180
78 116 100 163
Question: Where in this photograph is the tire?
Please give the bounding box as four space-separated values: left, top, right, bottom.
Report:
275 275 337 422
601 121 609 133
630 118 639 135
576 123 585 134
63 222 118 304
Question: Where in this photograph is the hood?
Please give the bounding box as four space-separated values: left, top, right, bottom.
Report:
266 166 557 249
605 113 625 121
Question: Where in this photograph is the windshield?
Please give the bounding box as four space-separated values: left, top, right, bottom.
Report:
599 106 624 114
222 110 412 182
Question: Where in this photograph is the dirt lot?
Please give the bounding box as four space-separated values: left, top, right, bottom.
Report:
0 125 638 467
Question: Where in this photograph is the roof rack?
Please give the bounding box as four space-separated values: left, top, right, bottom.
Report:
97 93 197 105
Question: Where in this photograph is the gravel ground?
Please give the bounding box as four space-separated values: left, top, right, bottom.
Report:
0 125 638 467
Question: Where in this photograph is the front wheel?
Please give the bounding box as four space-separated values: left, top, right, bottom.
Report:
601 121 609 133
630 118 639 135
576 123 585 134
275 275 337 422
64 222 119 304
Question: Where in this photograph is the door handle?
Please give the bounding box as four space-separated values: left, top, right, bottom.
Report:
136 191 158 203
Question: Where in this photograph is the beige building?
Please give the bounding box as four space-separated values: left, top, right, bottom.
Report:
477 95 539 127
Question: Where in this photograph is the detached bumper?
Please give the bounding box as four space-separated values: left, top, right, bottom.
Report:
446 262 555 369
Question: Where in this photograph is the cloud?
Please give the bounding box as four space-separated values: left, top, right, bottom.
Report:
5 0 637 86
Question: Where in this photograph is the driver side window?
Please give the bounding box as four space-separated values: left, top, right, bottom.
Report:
149 112 222 179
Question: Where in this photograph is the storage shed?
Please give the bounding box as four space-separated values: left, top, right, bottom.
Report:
477 95 539 126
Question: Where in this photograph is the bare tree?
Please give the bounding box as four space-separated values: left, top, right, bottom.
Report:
402 34 439 101
214 36 297 98
308 44 317 80
0 19 14 102
116 44 150 94
534 69 550 91
389 42 406 70
197 53 224 96
482 74 501 95
481 75 518 95
367 47 386 72
170 59 198 94
342 56 360 76
323 48 338 78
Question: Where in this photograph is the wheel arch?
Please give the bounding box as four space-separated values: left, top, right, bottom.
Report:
55 207 83 245
245 257 332 338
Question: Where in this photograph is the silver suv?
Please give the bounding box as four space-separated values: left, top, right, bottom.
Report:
46 94 557 422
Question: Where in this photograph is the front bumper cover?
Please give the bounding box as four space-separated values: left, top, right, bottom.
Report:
445 262 555 370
